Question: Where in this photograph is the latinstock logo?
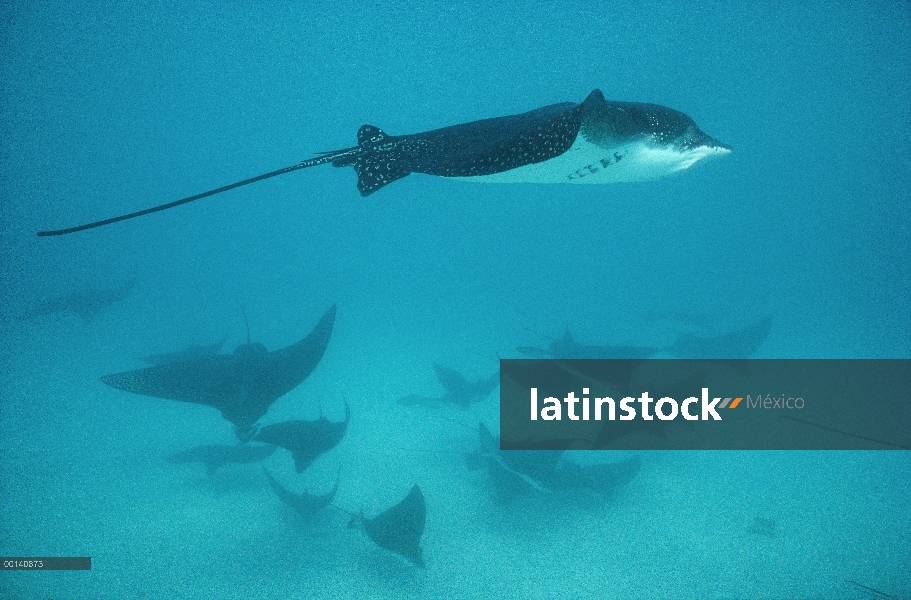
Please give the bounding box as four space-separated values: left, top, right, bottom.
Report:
499 358 909 451
529 387 736 422
527 388 806 422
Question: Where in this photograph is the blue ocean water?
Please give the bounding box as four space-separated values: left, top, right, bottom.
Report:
1 1 909 598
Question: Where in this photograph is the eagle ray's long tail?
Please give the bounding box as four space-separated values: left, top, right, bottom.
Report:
36 148 357 236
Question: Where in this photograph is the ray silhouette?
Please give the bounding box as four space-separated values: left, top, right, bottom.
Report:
518 329 660 360
19 280 135 322
168 443 276 475
667 316 772 359
398 363 498 409
348 484 426 568
263 468 338 521
467 422 642 498
254 402 350 473
37 90 728 236
101 305 335 441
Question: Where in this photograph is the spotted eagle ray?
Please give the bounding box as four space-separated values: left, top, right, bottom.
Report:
466 422 641 497
667 316 773 359
519 316 772 361
18 280 135 322
37 90 729 236
168 443 276 475
346 484 426 568
517 329 660 360
262 468 338 521
397 363 499 409
100 305 336 441
253 402 350 473
466 422 563 495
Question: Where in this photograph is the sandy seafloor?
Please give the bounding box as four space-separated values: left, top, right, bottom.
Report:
1 1 909 599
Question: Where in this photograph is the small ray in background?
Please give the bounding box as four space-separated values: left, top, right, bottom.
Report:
167 443 275 476
469 421 563 495
746 516 777 538
666 316 772 359
263 468 337 522
18 279 136 322
467 421 641 499
347 484 426 569
398 363 498 409
254 402 350 473
518 316 772 361
101 305 335 441
518 329 660 360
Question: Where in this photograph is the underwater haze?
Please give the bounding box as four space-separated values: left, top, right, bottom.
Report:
1 1 909 599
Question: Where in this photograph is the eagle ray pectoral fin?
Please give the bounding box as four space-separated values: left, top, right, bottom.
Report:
353 156 410 197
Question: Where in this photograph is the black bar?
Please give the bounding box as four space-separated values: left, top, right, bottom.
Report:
1 557 91 570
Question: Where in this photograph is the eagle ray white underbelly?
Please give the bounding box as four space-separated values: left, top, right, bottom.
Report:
451 137 730 184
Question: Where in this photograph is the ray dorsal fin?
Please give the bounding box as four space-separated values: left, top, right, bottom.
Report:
357 125 390 147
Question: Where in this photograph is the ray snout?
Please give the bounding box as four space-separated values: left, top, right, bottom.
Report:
703 136 732 152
